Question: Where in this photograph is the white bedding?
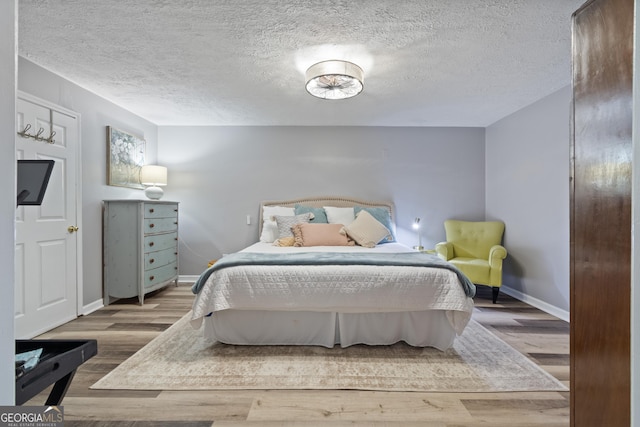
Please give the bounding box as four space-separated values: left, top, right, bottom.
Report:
190 242 474 344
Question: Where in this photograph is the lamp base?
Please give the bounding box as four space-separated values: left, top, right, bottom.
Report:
144 186 164 200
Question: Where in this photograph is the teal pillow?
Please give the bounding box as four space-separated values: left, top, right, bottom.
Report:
294 204 328 223
354 206 396 242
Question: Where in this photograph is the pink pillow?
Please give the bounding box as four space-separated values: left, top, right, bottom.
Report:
292 223 355 247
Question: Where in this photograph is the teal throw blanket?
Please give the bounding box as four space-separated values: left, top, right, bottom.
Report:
192 251 475 298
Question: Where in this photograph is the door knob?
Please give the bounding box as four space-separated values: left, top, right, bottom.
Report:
67 225 79 233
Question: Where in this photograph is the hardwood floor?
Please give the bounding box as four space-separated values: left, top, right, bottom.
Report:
29 284 569 426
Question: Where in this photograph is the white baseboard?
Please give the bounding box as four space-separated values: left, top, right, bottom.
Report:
180 275 199 283
500 286 570 322
81 298 104 316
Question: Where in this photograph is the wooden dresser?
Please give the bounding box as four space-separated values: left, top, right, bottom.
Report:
103 200 179 305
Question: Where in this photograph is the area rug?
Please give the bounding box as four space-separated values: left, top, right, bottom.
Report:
91 313 567 392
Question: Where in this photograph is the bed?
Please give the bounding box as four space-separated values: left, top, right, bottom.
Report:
190 197 475 350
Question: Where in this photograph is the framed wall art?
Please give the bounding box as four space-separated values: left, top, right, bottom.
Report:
107 126 146 189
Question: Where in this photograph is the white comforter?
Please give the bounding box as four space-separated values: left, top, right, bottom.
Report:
190 242 474 334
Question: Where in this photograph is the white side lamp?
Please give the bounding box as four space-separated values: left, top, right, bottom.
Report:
412 217 424 251
140 165 167 200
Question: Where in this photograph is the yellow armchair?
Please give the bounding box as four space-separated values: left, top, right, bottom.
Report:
435 219 507 303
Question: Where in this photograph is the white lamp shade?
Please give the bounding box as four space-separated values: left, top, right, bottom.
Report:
140 165 167 186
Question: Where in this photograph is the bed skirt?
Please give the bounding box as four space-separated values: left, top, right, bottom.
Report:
203 309 457 351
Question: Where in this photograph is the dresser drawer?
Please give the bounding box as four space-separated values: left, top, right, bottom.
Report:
144 203 178 219
144 232 177 252
144 247 177 270
144 217 178 234
144 262 178 288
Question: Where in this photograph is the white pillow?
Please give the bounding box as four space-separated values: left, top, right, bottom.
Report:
260 206 295 243
323 206 355 226
341 210 391 248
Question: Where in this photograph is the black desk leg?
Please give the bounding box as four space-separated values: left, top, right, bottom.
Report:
45 370 76 406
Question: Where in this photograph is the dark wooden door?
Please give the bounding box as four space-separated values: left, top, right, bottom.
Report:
571 0 632 425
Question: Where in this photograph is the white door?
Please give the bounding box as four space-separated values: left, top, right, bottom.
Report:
15 95 80 338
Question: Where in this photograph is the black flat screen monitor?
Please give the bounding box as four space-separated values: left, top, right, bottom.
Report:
17 160 55 206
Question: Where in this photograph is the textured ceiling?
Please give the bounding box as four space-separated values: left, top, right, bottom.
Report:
18 0 584 127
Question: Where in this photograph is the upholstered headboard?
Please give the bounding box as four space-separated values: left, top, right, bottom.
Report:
259 196 395 236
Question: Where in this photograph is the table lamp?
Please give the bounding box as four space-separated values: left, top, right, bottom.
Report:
412 217 424 251
140 165 167 200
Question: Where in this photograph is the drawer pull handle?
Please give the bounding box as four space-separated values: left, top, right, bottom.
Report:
150 223 155 228
149 208 155 213
174 221 178 225
149 258 155 264
174 237 178 241
149 275 155 281
149 242 155 247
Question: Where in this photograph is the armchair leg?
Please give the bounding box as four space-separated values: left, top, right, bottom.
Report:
492 287 500 304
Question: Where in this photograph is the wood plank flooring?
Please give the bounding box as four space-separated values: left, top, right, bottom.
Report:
29 284 569 426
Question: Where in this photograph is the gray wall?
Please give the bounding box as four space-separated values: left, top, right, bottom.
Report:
486 86 571 315
18 58 159 307
0 0 16 405
158 126 486 274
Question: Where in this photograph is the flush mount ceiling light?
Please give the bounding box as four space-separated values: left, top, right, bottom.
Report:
305 60 364 100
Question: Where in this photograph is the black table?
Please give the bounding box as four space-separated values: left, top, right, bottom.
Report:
15 339 97 405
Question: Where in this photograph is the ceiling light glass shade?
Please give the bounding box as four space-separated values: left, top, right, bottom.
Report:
305 60 364 100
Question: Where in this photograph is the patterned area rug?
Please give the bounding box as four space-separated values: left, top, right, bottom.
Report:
91 313 567 392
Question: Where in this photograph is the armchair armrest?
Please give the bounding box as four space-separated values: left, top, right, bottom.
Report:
435 242 454 260
488 245 507 268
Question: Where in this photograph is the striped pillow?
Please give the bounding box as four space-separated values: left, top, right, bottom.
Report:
272 212 314 239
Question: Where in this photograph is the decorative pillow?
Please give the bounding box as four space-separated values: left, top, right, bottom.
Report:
259 206 295 243
323 206 355 225
273 236 295 247
273 212 314 239
341 210 392 248
292 223 355 247
294 204 328 223
354 206 396 242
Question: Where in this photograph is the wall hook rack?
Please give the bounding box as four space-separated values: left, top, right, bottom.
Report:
17 107 57 144
17 123 56 144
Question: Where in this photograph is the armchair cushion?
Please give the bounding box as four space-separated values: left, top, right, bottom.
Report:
448 257 491 285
